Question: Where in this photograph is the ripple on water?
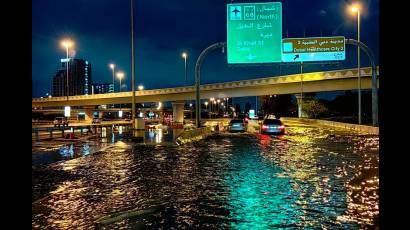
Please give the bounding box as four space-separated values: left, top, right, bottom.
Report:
32 125 378 229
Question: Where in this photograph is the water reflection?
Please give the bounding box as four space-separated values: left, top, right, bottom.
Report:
32 124 378 229
82 144 90 156
59 144 74 158
144 127 172 144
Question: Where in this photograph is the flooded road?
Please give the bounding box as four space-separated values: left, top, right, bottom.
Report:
32 121 378 229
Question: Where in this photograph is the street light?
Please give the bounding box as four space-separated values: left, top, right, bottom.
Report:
210 97 215 114
116 72 125 92
109 63 115 92
131 0 136 130
182 52 188 108
350 3 362 124
61 39 74 118
116 72 125 116
61 39 73 100
138 85 144 90
182 52 188 83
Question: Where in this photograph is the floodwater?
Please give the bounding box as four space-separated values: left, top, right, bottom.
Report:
32 126 174 166
32 121 379 229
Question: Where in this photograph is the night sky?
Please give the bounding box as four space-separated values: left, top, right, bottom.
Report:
32 0 379 101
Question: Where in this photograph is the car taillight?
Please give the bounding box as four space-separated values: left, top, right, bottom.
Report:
262 125 268 129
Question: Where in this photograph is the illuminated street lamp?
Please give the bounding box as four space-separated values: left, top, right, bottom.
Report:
116 72 125 92
109 63 115 92
182 52 188 108
210 97 215 113
138 85 144 90
350 3 362 124
204 101 208 112
116 72 125 116
182 52 188 83
189 103 193 119
61 38 74 117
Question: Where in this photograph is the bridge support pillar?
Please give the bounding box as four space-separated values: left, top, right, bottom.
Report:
172 101 185 124
83 106 96 123
295 94 308 118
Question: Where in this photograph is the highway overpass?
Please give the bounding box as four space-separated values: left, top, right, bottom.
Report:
32 67 378 108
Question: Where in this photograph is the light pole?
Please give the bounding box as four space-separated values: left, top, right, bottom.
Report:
182 52 188 83
61 39 73 101
182 52 188 108
117 72 124 115
204 101 208 113
213 101 217 118
351 3 362 124
210 98 215 118
117 72 124 92
109 64 115 92
300 61 304 118
131 0 136 129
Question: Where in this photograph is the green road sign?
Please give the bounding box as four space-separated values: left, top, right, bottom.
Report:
282 36 346 62
227 2 282 64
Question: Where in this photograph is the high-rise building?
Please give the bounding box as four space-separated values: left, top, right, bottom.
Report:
92 83 114 94
52 58 92 96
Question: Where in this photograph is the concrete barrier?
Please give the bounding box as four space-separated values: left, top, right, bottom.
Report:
176 126 213 145
281 117 379 135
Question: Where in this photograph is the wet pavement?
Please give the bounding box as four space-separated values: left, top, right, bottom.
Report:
32 120 379 229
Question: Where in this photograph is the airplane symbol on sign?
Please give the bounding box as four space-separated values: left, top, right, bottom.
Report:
232 8 240 16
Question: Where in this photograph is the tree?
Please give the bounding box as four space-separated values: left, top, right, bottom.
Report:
304 99 328 118
261 94 294 117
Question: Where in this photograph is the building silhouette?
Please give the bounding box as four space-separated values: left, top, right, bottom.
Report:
52 58 92 96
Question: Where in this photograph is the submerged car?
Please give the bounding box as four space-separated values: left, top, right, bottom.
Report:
261 119 285 135
228 119 246 132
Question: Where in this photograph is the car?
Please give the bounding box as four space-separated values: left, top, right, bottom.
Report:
261 119 285 135
237 114 249 124
92 118 101 124
53 117 69 127
228 119 246 132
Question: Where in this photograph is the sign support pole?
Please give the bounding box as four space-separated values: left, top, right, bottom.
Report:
345 39 378 126
195 42 227 128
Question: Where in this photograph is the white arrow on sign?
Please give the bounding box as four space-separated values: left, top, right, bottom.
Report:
246 54 256 60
